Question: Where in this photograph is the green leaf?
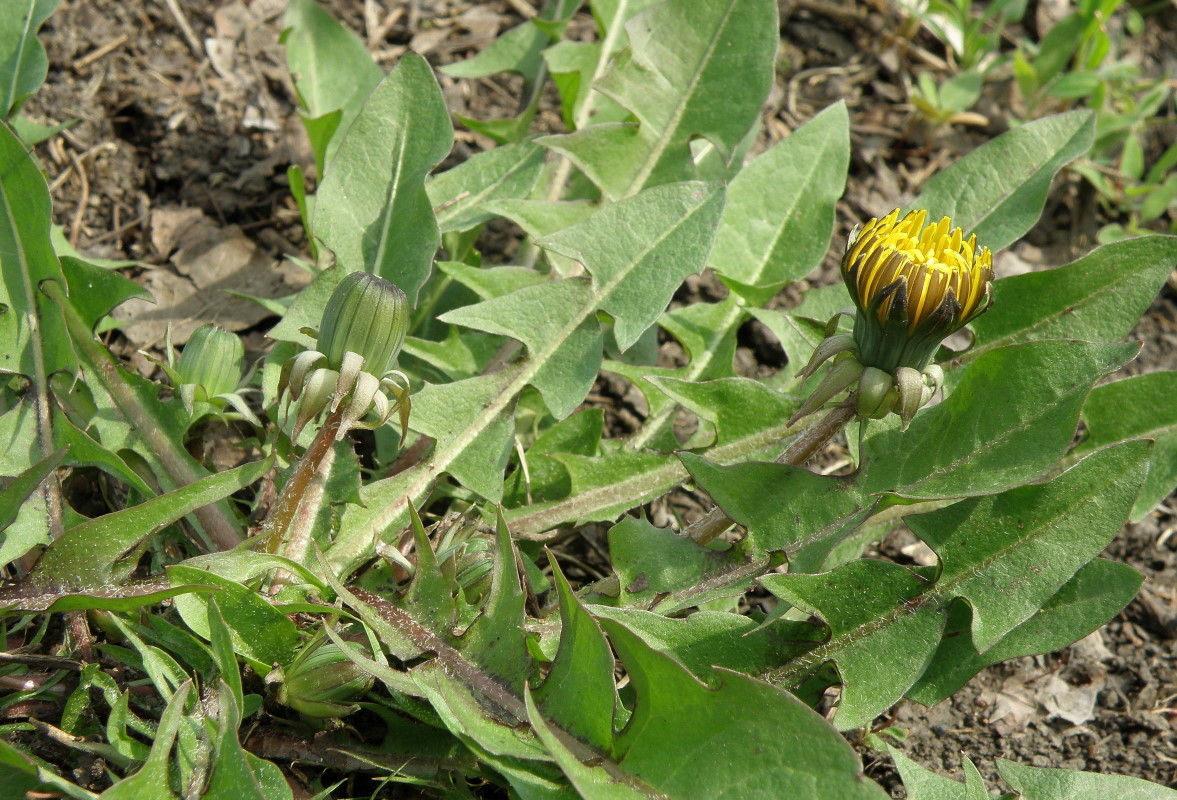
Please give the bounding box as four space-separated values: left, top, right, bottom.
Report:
408 367 522 504
168 564 299 673
906 559 1141 706
27 458 269 589
532 560 617 751
503 375 807 536
0 581 211 616
862 340 1139 500
539 0 778 199
0 119 70 378
621 296 746 452
205 682 292 800
914 111 1094 252
911 440 1149 652
555 0 662 130
0 0 57 118
712 102 850 299
761 443 1148 729
313 53 452 303
1032 13 1085 84
997 758 1177 799
887 746 983 800
458 512 532 695
588 605 809 679
539 181 725 349
761 559 945 730
281 0 383 169
0 446 64 567
440 279 603 419
428 140 546 233
960 237 1177 372
98 682 190 800
606 515 763 612
681 454 870 571
597 618 889 799
59 256 150 330
266 266 344 348
1080 371 1177 521
504 409 603 506
0 739 55 798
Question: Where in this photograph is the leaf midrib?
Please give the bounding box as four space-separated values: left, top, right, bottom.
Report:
619 0 740 198
771 460 1118 684
332 197 716 565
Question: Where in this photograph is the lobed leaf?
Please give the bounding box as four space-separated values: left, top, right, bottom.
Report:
168 564 300 673
428 140 547 233
712 101 850 301
906 559 1142 706
997 759 1177 799
958 236 1177 374
26 458 269 590
761 442 1148 729
540 0 777 199
861 339 1140 500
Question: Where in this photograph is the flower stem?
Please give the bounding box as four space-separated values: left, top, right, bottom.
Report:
686 399 858 547
260 405 344 556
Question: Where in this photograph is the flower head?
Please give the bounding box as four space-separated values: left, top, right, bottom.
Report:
790 209 993 430
842 208 993 371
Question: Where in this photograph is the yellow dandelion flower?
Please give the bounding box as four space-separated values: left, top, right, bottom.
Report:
841 208 993 371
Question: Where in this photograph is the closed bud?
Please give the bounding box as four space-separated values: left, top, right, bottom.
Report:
177 325 244 400
271 635 374 719
318 272 408 377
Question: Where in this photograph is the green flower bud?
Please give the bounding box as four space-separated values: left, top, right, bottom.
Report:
271 636 374 719
177 325 244 400
319 272 408 377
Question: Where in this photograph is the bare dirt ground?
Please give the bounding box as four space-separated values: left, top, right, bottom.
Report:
21 0 1177 794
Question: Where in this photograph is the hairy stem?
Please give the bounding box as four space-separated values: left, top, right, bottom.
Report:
260 404 344 555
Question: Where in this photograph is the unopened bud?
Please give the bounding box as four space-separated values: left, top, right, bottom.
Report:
177 325 243 400
271 636 374 719
318 272 408 377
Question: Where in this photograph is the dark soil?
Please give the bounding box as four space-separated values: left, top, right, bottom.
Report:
17 0 1177 795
